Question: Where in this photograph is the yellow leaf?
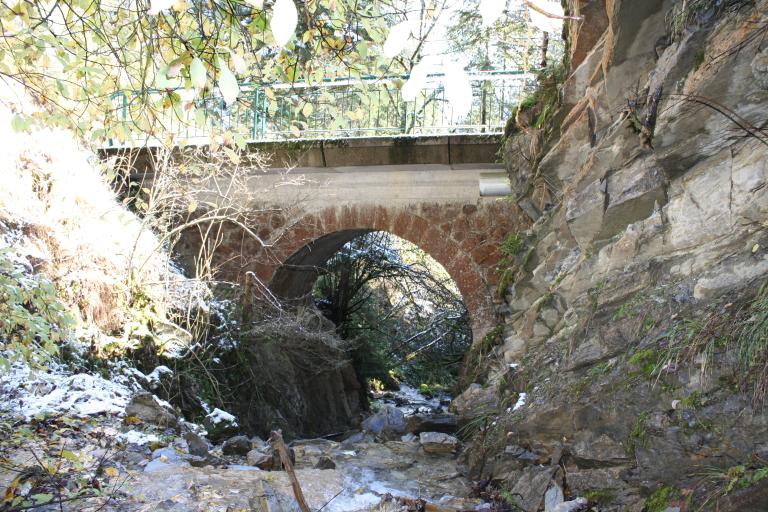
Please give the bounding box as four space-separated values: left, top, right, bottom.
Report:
302 103 313 117
104 467 119 478
753 244 760 254
188 200 198 213
124 415 142 425
4 475 21 502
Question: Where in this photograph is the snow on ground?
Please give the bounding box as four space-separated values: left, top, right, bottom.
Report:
512 392 527 412
117 430 160 446
0 360 132 420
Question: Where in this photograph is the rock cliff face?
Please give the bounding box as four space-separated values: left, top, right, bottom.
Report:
457 1 768 509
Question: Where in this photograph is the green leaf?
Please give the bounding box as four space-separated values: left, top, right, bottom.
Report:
61 450 78 462
357 40 368 58
31 493 53 504
190 57 207 89
217 57 239 106
233 133 247 150
10 114 30 133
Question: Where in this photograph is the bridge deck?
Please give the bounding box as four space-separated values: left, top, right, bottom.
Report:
103 133 504 175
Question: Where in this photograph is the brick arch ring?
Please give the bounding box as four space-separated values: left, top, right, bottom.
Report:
241 203 526 342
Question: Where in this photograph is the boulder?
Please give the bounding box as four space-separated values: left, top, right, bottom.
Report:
548 499 588 512
222 435 252 456
361 406 406 439
125 392 178 428
570 432 629 466
251 436 269 451
314 456 336 469
419 432 460 454
203 408 239 442
450 383 499 422
508 466 556 512
246 449 274 469
145 447 189 473
184 431 210 457
405 413 458 434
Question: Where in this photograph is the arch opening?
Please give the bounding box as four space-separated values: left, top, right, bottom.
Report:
272 230 473 393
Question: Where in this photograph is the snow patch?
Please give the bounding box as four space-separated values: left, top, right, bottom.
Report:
513 392 527 411
146 365 173 388
0 361 132 420
117 430 160 446
207 407 238 426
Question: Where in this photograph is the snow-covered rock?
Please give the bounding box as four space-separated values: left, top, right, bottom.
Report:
0 361 132 419
125 392 178 427
203 407 239 441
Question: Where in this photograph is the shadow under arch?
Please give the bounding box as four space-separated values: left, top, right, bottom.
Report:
264 213 499 342
270 229 373 302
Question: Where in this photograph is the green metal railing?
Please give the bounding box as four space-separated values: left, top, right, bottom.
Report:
110 70 535 145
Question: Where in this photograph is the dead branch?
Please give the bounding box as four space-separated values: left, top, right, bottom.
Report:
269 430 310 512
524 0 583 22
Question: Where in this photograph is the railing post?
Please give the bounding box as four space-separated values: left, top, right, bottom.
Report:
252 88 259 141
261 91 268 139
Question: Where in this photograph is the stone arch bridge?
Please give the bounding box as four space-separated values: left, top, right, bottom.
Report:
109 135 530 340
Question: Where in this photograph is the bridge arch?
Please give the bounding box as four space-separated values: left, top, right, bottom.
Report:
245 203 525 341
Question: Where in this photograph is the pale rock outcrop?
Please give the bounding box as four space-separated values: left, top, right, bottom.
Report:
466 0 768 510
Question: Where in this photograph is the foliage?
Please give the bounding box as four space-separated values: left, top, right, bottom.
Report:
496 233 525 296
497 267 515 299
627 411 650 458
584 488 615 506
611 292 646 321
0 416 128 511
462 325 503 386
500 233 524 258
629 348 661 377
696 461 768 509
313 231 471 388
0 248 75 369
645 486 681 512
511 60 567 133
443 1 536 71
0 0 430 144
0 0 561 145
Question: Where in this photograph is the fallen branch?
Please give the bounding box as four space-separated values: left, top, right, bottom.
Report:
269 430 310 512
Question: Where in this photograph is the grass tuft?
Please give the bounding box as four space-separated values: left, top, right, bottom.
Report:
736 282 768 402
